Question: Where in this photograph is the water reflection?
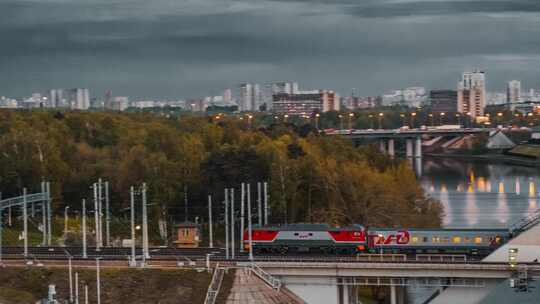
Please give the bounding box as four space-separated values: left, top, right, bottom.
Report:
421 157 539 228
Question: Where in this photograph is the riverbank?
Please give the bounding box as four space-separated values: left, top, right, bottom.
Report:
424 153 539 167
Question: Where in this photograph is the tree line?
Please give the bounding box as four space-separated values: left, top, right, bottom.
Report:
0 110 442 228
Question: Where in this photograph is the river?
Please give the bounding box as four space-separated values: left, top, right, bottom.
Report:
420 157 540 229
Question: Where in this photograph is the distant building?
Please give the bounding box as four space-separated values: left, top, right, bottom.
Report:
66 88 90 110
271 81 299 95
457 70 486 118
381 87 426 107
131 100 156 109
223 88 232 103
105 96 129 111
272 90 339 115
430 90 457 113
344 96 377 110
507 80 521 109
239 83 262 111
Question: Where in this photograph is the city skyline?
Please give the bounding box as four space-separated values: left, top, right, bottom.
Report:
2 0 540 99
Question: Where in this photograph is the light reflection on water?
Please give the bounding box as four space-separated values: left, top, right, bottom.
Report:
420 157 539 228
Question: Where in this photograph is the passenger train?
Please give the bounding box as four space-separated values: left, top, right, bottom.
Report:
243 224 510 256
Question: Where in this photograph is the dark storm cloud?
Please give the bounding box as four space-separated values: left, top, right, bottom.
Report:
1 0 540 98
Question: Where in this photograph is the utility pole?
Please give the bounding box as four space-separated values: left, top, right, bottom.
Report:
230 188 235 259
247 184 253 261
208 195 213 248
40 183 46 246
105 181 110 247
46 182 52 246
98 179 103 249
224 188 229 260
68 256 73 303
257 182 262 226
93 183 100 251
82 199 87 259
264 182 269 225
75 272 79 304
23 188 28 258
96 258 101 304
130 186 136 266
240 183 245 253
142 183 150 260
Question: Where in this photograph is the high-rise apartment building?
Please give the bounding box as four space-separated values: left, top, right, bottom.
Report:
507 80 521 109
271 81 299 95
457 70 486 118
239 83 262 111
67 88 90 110
223 89 232 103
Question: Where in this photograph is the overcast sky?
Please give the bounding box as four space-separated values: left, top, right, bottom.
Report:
1 0 540 99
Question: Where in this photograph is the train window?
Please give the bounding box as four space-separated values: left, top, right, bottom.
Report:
452 236 462 243
309 233 313 236
423 237 429 243
474 237 482 244
464 237 472 243
294 233 299 236
432 236 441 243
411 236 419 243
442 237 450 243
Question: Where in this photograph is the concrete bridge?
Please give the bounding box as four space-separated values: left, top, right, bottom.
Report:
254 222 540 304
326 127 491 158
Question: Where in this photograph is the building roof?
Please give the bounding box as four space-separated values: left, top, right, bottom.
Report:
174 222 200 228
487 130 515 149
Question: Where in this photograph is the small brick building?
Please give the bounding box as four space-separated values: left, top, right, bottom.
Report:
173 222 201 248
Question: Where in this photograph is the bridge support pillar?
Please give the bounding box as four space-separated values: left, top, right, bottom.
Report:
390 285 397 304
406 139 413 158
379 140 386 154
415 136 422 158
388 139 395 158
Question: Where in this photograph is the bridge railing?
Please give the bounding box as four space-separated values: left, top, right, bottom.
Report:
250 262 282 291
511 208 540 235
0 192 47 209
204 263 225 304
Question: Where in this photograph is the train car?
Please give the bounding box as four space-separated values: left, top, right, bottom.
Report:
243 224 367 254
367 228 511 255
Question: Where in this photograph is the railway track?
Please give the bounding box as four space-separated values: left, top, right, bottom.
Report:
0 246 490 264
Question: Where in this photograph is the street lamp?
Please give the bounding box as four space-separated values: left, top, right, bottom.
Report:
400 113 405 126
348 112 354 129
338 114 343 130
456 113 461 126
284 114 289 123
410 112 417 128
315 113 320 130
369 114 374 129
378 113 384 129
440 112 445 125
428 113 434 126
